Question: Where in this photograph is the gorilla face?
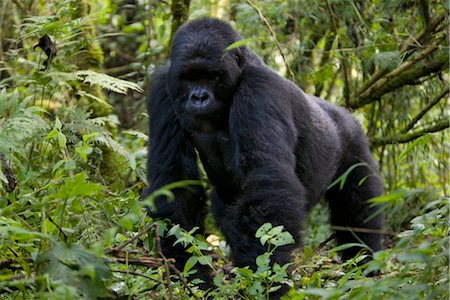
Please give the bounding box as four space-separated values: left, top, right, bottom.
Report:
166 22 243 133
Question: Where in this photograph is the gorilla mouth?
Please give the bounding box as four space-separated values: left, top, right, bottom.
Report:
185 113 224 133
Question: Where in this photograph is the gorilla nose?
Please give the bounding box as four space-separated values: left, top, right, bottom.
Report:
189 90 212 108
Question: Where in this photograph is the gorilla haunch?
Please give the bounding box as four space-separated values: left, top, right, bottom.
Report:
144 17 383 291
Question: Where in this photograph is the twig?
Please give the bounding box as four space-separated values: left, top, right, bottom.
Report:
153 224 174 300
110 256 173 268
245 0 296 82
106 227 150 254
168 264 201 299
111 269 164 284
0 258 32 269
292 234 336 273
331 225 396 236
400 87 449 133
401 10 446 54
0 151 17 192
326 0 351 105
48 216 67 242
3 274 28 281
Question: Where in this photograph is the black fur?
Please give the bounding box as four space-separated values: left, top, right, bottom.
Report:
144 18 383 286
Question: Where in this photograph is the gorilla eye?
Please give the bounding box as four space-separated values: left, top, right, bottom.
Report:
179 72 194 80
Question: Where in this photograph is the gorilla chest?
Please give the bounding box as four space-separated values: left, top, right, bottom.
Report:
190 131 239 191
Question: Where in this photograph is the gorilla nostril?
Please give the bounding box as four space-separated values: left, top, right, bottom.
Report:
199 93 209 102
190 90 211 107
192 91 209 102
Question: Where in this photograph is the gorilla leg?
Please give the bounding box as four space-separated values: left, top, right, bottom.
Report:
212 169 304 270
326 158 384 260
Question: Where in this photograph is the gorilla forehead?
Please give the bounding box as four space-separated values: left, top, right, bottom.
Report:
170 18 241 62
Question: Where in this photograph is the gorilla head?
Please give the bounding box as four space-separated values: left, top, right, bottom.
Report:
166 19 247 133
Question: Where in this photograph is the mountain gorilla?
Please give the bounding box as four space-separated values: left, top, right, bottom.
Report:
145 18 383 285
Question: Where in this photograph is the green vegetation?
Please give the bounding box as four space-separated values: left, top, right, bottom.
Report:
0 0 448 299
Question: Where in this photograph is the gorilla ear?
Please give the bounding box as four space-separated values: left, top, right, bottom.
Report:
223 38 248 68
233 47 246 68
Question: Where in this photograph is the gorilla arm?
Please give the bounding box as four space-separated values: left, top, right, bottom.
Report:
144 66 207 232
223 65 307 268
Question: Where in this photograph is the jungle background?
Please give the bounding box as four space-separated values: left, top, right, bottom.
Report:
0 0 448 299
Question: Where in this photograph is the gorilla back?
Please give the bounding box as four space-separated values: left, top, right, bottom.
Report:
145 17 383 281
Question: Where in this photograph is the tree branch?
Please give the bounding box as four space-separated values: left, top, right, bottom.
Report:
349 46 448 109
245 0 296 82
401 87 449 133
352 11 446 103
371 118 449 148
326 0 351 105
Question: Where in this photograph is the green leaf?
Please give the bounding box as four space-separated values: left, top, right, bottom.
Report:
328 162 367 190
57 131 67 148
373 50 401 70
225 38 257 51
256 222 273 238
331 242 370 252
397 134 429 161
197 255 212 266
46 129 59 140
36 243 111 299
270 231 295 247
268 225 284 236
53 172 105 199
167 224 181 237
369 189 408 204
183 256 198 273
256 252 270 267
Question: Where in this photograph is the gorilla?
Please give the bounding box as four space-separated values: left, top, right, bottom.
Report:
144 18 383 284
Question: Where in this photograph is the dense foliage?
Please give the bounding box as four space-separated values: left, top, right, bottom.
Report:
0 0 448 299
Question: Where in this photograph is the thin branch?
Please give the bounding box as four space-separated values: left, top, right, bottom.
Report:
106 227 150 254
0 151 17 192
401 10 446 54
326 0 351 105
153 224 174 300
401 87 449 133
0 258 32 269
419 0 430 29
48 216 67 242
168 264 201 300
110 256 173 268
245 0 296 82
111 269 164 284
292 234 335 273
371 118 450 148
331 225 396 236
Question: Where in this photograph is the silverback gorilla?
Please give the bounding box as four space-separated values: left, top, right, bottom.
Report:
144 18 383 286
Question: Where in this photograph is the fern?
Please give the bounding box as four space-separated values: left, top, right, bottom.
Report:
56 106 129 160
75 70 143 94
44 70 143 95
